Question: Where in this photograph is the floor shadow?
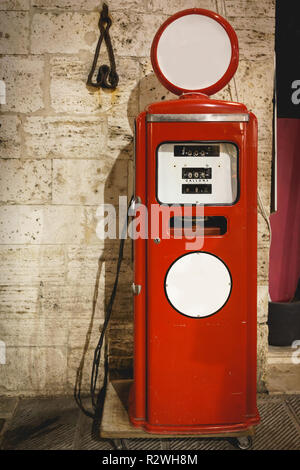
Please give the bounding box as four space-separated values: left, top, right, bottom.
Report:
3 417 61 447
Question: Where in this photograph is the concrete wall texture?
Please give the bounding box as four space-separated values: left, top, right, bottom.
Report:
0 0 274 396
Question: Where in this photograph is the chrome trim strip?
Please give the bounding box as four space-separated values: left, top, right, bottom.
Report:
147 113 249 123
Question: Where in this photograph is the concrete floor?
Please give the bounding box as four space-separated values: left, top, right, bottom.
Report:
0 394 300 450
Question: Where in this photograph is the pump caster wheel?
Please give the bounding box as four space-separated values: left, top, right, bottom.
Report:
113 438 128 450
235 436 252 450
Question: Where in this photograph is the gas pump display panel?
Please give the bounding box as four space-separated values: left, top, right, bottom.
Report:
157 141 238 205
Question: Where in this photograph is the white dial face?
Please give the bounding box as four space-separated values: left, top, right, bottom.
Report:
157 14 232 91
165 252 232 318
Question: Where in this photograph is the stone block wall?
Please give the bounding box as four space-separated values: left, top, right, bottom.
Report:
0 0 274 396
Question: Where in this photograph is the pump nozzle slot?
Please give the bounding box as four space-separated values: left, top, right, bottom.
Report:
169 216 227 237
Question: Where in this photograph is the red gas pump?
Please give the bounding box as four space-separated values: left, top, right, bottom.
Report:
129 8 260 437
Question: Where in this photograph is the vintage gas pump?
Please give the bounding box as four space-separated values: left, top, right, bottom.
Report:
129 8 260 437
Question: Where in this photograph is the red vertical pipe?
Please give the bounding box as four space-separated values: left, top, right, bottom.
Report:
132 112 147 421
245 113 259 418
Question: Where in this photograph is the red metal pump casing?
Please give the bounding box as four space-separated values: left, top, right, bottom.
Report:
129 93 260 434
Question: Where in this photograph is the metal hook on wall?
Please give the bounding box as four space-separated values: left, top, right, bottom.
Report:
87 3 119 90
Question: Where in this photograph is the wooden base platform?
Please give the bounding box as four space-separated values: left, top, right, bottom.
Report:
100 380 254 439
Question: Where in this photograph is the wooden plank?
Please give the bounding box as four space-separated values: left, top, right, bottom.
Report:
100 380 255 439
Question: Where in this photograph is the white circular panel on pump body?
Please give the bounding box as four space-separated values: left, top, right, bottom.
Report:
165 252 232 318
151 9 239 96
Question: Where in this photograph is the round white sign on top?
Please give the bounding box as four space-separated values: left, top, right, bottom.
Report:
151 9 239 96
